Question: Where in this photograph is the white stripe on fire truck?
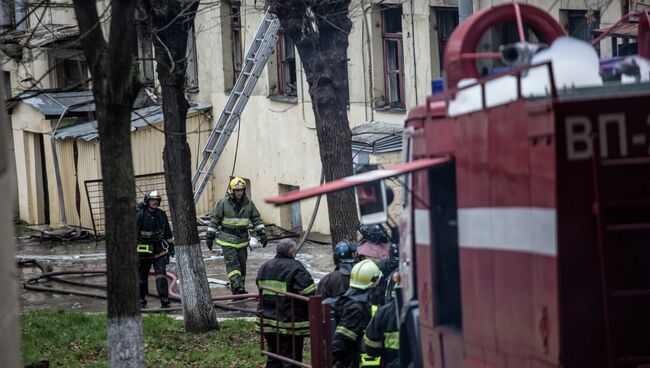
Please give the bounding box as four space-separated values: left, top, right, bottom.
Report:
458 207 557 256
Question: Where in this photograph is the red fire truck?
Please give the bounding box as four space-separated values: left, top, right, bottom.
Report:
267 3 650 367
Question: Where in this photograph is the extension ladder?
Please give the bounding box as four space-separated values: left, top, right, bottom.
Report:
192 10 281 203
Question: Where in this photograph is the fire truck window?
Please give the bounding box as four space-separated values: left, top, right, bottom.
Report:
474 21 543 77
357 180 388 225
428 161 462 329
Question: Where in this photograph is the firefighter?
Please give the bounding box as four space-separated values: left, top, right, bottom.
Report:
317 240 358 300
206 177 267 294
256 239 316 368
333 259 382 368
136 190 175 308
362 272 401 368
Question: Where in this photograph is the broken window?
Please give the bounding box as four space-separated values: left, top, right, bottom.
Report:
186 25 199 92
382 5 404 108
434 7 459 75
136 18 155 87
275 31 297 97
565 9 600 42
230 3 243 87
56 58 89 90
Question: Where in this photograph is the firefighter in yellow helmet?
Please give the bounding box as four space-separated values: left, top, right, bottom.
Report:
206 177 267 294
333 259 383 368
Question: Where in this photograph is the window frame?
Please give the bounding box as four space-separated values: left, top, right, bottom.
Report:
381 5 405 109
230 2 243 87
275 30 297 97
434 7 459 75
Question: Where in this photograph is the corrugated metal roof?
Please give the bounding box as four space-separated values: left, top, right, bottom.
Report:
351 121 403 153
17 90 95 117
0 24 79 48
51 102 212 141
14 89 155 118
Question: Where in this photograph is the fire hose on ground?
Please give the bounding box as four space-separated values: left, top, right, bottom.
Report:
19 260 258 314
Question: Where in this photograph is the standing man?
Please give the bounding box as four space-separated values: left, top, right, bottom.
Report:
317 240 358 300
333 259 383 368
136 190 175 308
206 177 267 294
257 239 316 367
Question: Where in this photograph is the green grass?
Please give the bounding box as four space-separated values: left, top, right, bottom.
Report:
21 310 265 367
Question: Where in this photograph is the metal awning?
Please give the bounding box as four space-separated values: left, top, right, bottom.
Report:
592 23 638 39
0 24 79 48
351 121 403 153
266 156 451 205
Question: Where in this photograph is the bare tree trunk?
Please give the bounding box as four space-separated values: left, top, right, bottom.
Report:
0 66 21 368
72 1 144 366
269 0 359 245
143 0 218 332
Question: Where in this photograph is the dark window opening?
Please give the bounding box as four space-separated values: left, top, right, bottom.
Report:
428 160 462 329
381 5 404 108
136 16 155 87
59 58 89 90
435 7 459 75
567 9 600 42
230 3 243 86
276 31 297 97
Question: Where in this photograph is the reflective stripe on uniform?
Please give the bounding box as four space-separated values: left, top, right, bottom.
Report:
258 280 287 295
384 331 399 349
207 227 218 233
136 244 153 254
363 335 382 349
222 217 250 227
335 325 358 340
217 238 249 248
298 283 316 295
254 224 265 230
227 270 242 279
254 323 311 336
257 317 310 329
360 354 381 367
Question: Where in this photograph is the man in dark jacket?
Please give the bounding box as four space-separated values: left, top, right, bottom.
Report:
317 240 357 300
206 177 267 294
257 239 316 368
136 190 175 308
333 259 382 368
362 272 401 368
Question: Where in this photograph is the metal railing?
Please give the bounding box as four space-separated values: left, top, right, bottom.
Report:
258 286 332 368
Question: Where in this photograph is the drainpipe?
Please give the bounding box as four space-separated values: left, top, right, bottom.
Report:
459 0 473 23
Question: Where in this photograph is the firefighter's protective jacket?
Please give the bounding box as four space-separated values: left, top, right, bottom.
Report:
256 254 316 336
333 290 372 368
136 203 174 244
316 269 350 300
208 194 265 248
362 302 400 368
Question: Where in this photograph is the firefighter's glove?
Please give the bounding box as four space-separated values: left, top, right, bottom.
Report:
205 231 216 251
256 229 268 248
168 242 175 258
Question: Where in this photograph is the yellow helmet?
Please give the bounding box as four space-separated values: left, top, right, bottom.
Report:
229 177 247 193
349 259 382 290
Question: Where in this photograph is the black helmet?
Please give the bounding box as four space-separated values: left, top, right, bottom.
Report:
144 190 162 205
334 240 357 265
359 224 389 244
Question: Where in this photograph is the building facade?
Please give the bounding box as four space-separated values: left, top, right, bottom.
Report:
3 0 634 234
